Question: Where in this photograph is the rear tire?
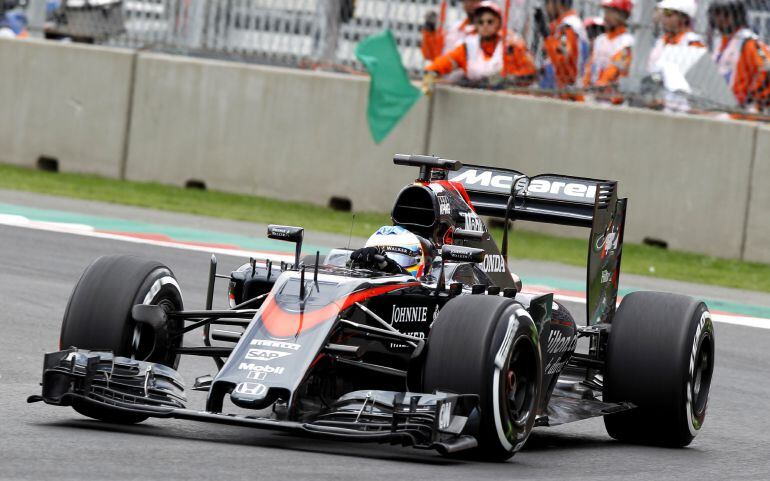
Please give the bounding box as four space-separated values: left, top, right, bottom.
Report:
603 291 715 446
60 255 184 424
423 295 542 461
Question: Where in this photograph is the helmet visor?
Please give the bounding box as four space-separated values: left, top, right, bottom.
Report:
385 251 421 268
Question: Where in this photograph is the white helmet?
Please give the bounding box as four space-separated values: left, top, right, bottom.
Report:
657 0 697 18
365 226 429 278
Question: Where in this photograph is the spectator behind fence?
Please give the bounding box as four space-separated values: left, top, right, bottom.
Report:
0 2 27 38
647 0 704 72
710 0 770 111
584 16 606 45
535 0 589 99
583 0 633 103
421 0 481 61
422 1 536 92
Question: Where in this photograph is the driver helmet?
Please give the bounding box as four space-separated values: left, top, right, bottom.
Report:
365 226 429 278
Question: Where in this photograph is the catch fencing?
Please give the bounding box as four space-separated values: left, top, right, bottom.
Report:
40 0 600 73
29 0 770 116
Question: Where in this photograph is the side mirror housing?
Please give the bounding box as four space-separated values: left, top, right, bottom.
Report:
267 225 304 268
452 228 490 243
441 245 486 264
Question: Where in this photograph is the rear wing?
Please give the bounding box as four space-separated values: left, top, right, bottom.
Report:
447 164 627 325
448 165 605 227
394 155 627 326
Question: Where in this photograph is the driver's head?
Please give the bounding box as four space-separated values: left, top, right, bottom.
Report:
365 226 429 278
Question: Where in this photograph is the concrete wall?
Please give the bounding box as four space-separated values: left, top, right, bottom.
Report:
427 87 757 259
125 53 427 212
0 39 134 177
0 39 766 262
744 126 770 263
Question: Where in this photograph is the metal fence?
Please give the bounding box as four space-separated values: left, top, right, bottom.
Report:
26 0 770 117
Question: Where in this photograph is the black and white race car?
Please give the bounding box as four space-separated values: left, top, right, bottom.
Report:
29 154 715 461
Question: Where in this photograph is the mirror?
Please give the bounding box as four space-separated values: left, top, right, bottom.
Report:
441 245 486 264
267 225 304 267
267 225 304 243
453 228 490 242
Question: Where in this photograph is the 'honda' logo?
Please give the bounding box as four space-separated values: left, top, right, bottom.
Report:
234 382 268 397
481 254 506 273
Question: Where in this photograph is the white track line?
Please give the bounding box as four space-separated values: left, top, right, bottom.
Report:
524 286 770 330
2 214 769 330
0 214 296 263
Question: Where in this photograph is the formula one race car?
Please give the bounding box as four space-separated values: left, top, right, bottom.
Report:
29 154 715 461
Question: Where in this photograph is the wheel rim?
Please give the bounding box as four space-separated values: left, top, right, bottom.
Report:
502 338 538 428
691 333 714 417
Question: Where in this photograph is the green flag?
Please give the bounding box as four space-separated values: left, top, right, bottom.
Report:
355 30 422 144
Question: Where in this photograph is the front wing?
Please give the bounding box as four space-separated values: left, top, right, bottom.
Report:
28 349 479 455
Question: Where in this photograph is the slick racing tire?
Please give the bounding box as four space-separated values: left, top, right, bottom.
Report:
603 291 715 447
422 295 542 461
60 255 184 424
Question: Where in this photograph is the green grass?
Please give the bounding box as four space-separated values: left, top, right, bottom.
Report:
2 164 770 294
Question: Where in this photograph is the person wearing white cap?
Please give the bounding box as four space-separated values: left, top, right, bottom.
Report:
647 0 705 71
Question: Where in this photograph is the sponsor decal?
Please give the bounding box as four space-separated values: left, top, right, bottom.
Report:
234 382 268 397
452 169 515 189
527 179 596 199
403 331 426 339
481 254 506 273
438 401 453 430
437 195 451 215
544 358 569 375
382 245 415 257
595 230 619 253
451 169 597 200
247 371 267 380
391 305 429 324
245 349 291 361
546 330 577 355
269 227 294 239
238 363 285 375
446 248 475 261
601 269 612 284
460 211 485 232
389 331 425 349
250 339 301 350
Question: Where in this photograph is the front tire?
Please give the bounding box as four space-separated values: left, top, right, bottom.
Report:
603 291 715 446
422 296 542 461
60 255 184 423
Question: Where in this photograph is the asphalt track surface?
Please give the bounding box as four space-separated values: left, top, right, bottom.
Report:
2 201 770 480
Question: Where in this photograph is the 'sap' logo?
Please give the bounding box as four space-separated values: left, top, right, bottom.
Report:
245 349 291 361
